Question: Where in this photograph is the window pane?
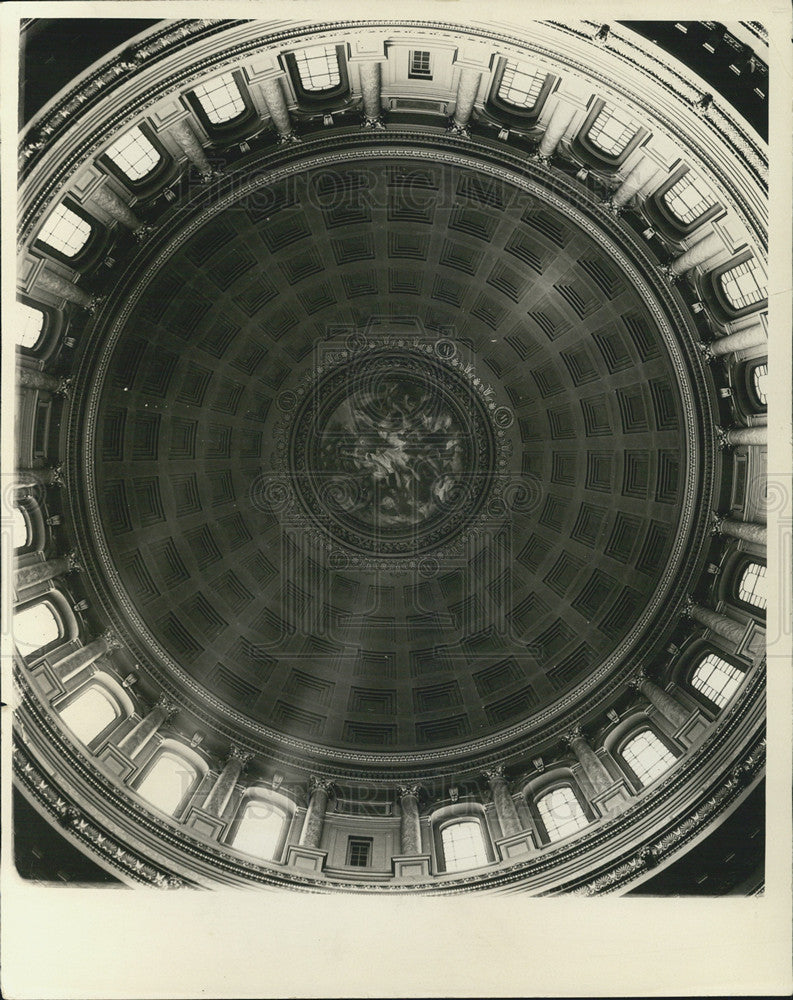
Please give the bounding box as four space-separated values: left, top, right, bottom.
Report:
537 786 589 841
661 170 716 225
38 203 92 257
13 507 30 550
192 73 246 124
497 61 546 109
691 653 744 709
752 362 768 406
409 50 432 78
622 729 676 787
105 126 162 181
346 837 372 867
441 820 488 872
15 602 61 656
18 303 45 349
137 751 197 815
294 44 341 92
59 686 119 744
232 800 286 860
738 562 767 610
587 104 638 156
719 258 766 310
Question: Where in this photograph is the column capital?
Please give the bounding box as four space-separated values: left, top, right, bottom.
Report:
563 724 587 746
398 783 422 800
55 376 72 397
227 745 254 768
308 775 334 795
715 427 730 449
682 595 696 619
627 667 649 691
155 694 178 719
483 764 507 782
65 551 82 573
711 512 725 535
446 118 471 139
102 628 123 652
697 341 715 360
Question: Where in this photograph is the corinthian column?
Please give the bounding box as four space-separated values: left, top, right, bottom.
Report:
15 552 78 591
170 117 213 177
484 766 521 837
629 669 691 730
259 78 294 138
49 629 121 683
17 466 64 489
685 599 748 646
713 516 766 547
89 184 141 231
35 269 94 309
204 747 252 817
117 696 176 758
17 368 68 394
299 777 333 848
537 103 576 158
398 785 422 854
668 232 723 276
359 62 383 125
719 425 767 447
708 325 766 356
565 726 614 796
610 157 660 208
452 68 482 130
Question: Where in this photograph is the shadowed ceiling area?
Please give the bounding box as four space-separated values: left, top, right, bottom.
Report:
93 154 689 753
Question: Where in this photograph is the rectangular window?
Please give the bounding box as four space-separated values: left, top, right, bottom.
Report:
719 258 766 311
409 50 433 80
192 73 246 125
587 104 638 157
662 171 716 226
497 61 546 109
346 836 373 867
105 126 162 182
294 44 341 92
38 203 93 257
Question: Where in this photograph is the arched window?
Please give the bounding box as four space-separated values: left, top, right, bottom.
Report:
750 361 768 407
718 257 766 312
536 785 590 842
59 685 120 745
497 60 547 109
737 561 767 610
12 507 30 551
136 750 199 816
293 44 342 92
661 170 717 226
691 653 744 709
192 73 247 124
104 125 163 181
17 302 45 350
15 601 62 657
621 729 676 788
440 820 488 873
231 799 288 860
37 203 93 258
586 104 639 157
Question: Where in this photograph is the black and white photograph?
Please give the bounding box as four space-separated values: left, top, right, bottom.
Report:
2 3 790 997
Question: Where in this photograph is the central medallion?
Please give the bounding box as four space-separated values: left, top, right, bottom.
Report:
287 343 499 557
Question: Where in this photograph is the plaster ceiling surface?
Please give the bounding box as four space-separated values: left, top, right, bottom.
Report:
88 151 693 758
